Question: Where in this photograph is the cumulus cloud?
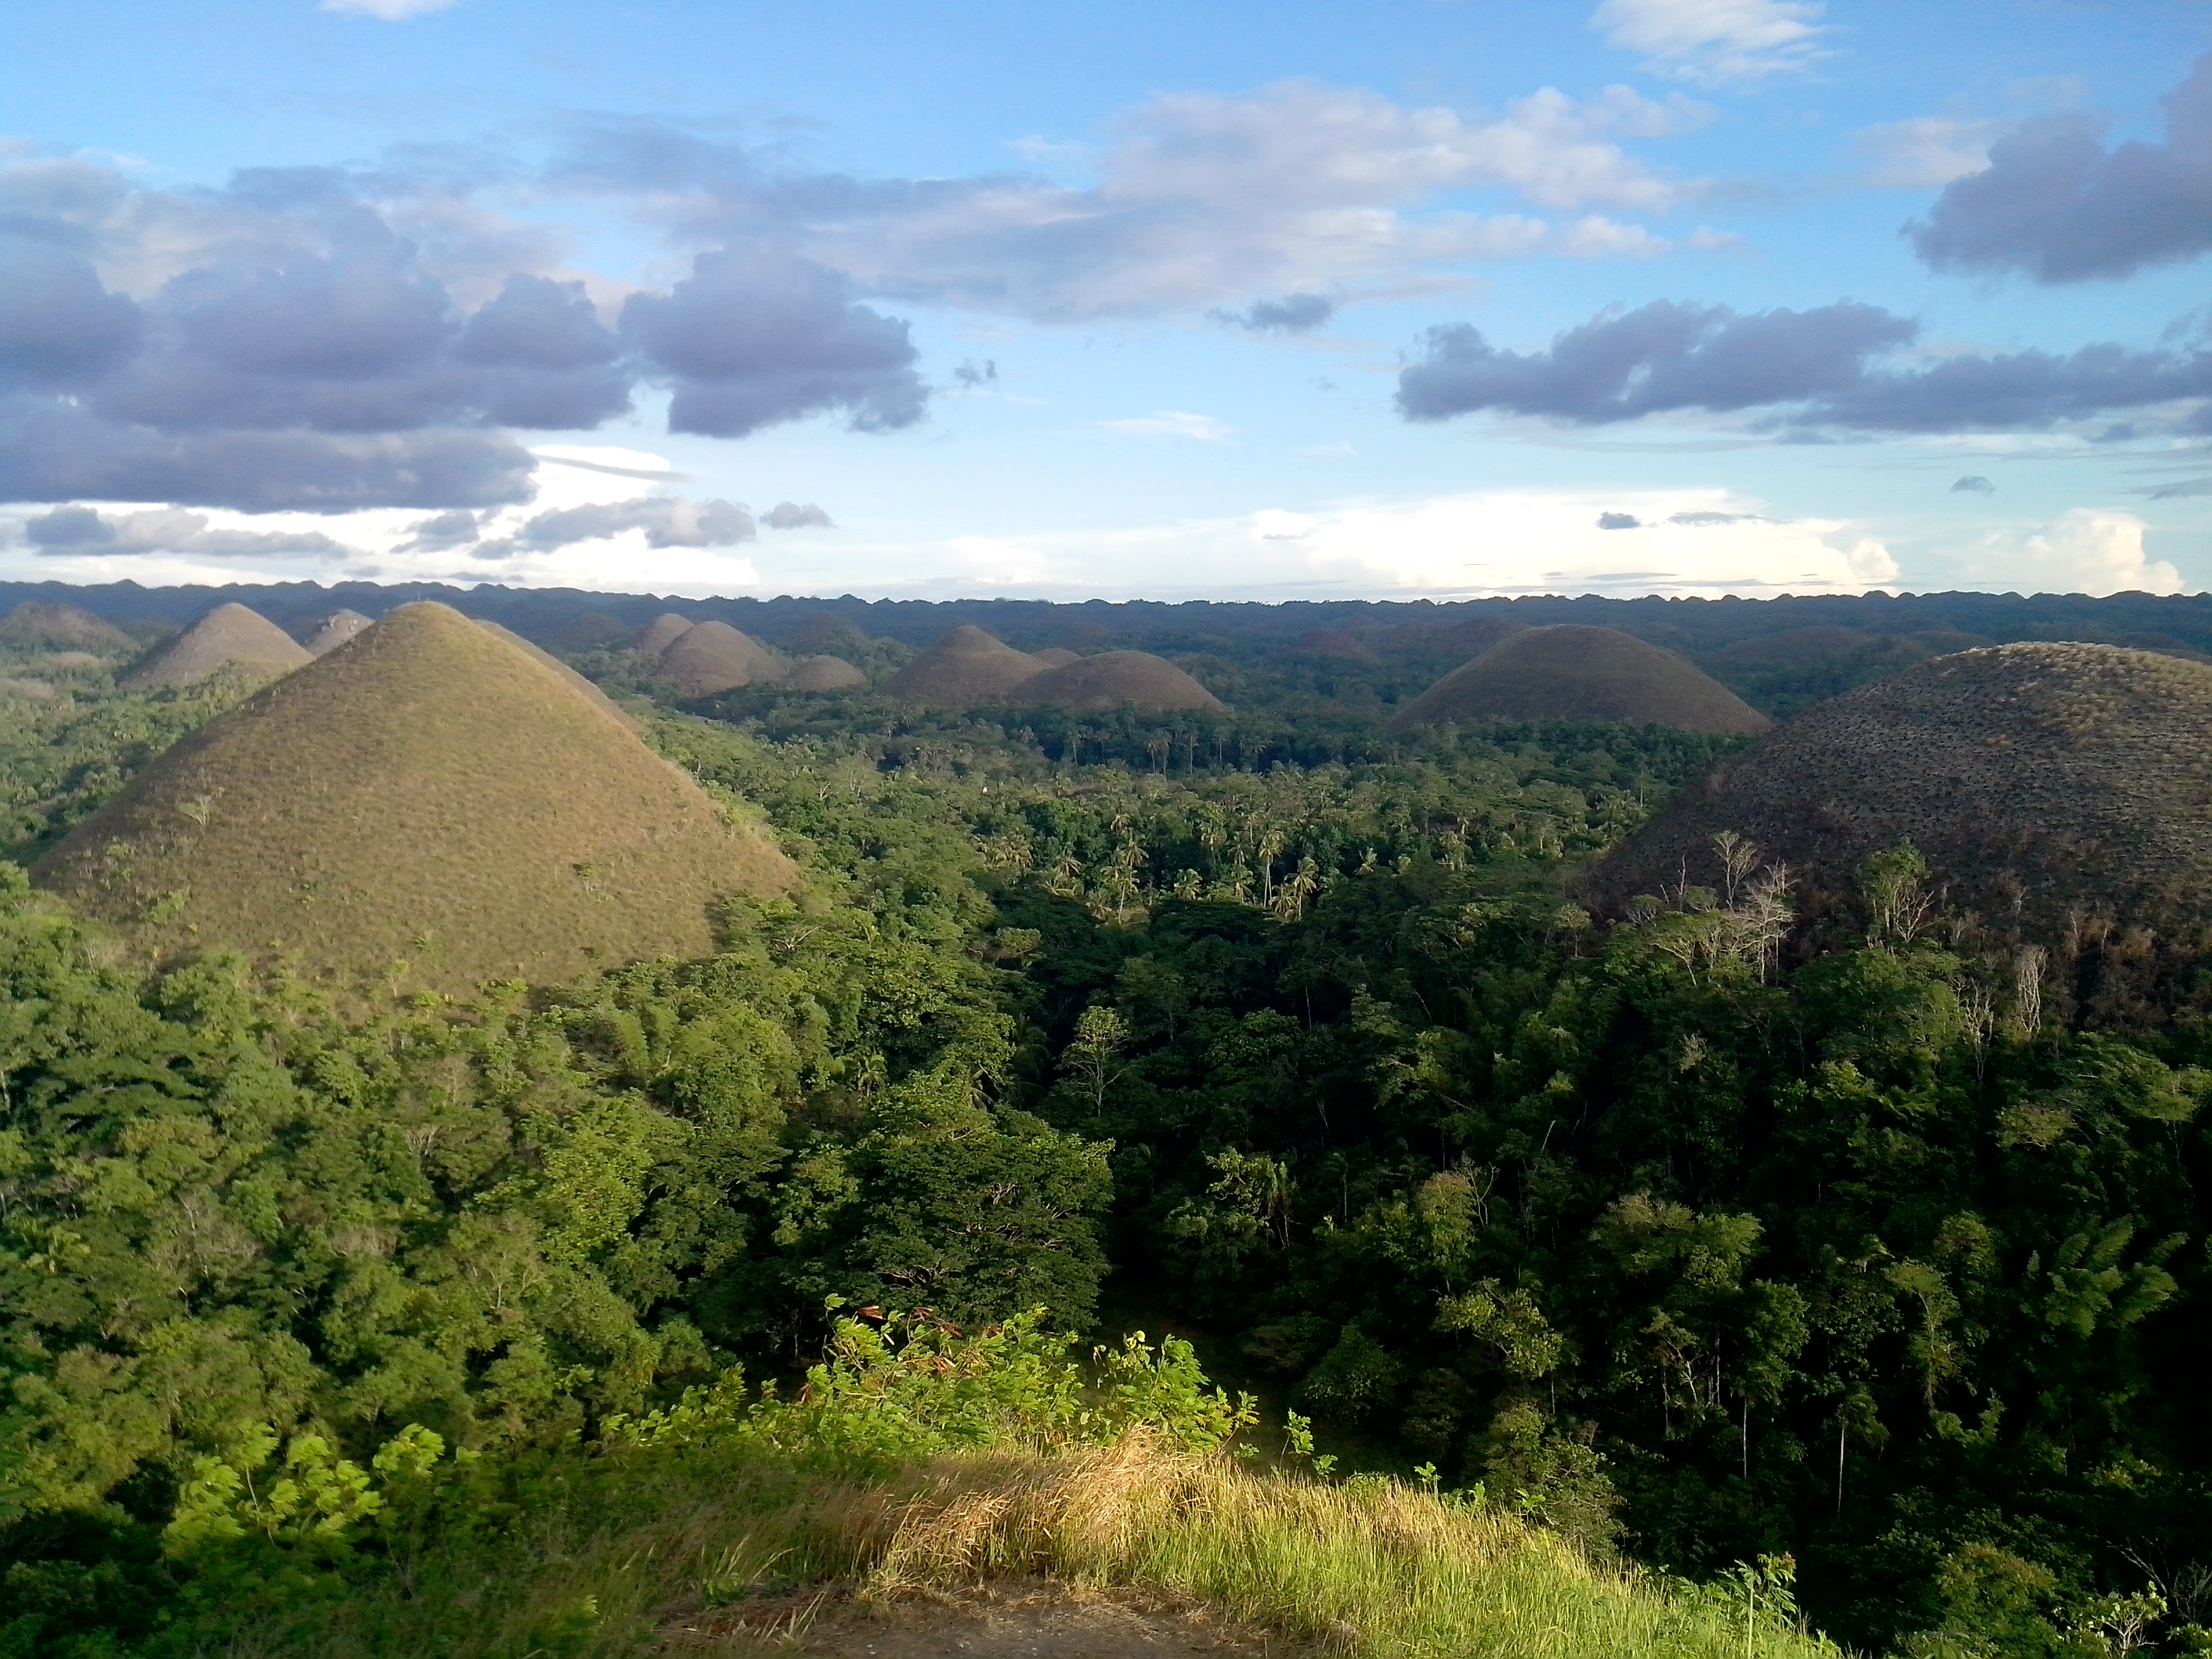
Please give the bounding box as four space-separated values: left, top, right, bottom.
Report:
1952 475 1995 494
1854 117 2011 188
1396 298 2212 434
19 504 359 558
1597 511 1642 528
1592 0 1828 84
1910 56 2212 282
1212 292 1336 333
560 82 1704 321
1948 508 2181 596
764 501 834 529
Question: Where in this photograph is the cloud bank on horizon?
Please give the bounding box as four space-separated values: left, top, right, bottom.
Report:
1 0 2207 600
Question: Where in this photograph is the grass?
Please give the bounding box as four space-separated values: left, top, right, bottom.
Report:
881 625 1052 705
1389 627 1771 735
35 601 796 997
1022 651 1229 713
212 1437 1837 1659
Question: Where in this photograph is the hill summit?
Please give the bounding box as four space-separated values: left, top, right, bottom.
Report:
300 610 374 656
37 602 795 996
0 602 133 653
119 603 312 690
1021 651 1227 713
659 621 787 696
1387 626 1770 734
880 625 1049 705
1593 643 2212 939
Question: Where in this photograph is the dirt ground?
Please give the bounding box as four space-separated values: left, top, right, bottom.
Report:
656 1577 1317 1659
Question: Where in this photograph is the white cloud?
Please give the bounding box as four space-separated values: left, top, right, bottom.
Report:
1853 116 2009 188
320 0 461 18
1593 0 1829 85
1947 508 2183 596
1101 412 1235 443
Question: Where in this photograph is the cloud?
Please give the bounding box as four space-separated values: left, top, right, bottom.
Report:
1951 475 1995 494
1101 411 1235 442
1592 0 1828 85
1597 511 1642 528
1398 299 1914 424
321 0 461 15
560 82 1702 322
1909 56 2212 282
1947 508 2181 596
20 504 358 558
1397 297 2212 434
1212 292 1336 333
2141 475 2212 499
764 501 834 529
1854 117 2011 189
497 496 758 551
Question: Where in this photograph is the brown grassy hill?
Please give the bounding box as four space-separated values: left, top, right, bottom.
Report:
1031 647 1081 667
880 625 1049 705
659 621 787 697
36 602 795 996
1708 626 1881 666
1295 629 1381 665
1388 626 1770 734
300 611 374 656
119 603 313 690
0 602 132 653
778 611 875 658
1019 651 1227 714
784 654 867 690
474 619 640 729
1591 643 2212 940
554 610 637 652
636 613 697 655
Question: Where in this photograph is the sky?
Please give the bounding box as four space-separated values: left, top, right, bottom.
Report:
1 0 2209 602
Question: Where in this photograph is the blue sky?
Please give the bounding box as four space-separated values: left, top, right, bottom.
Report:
2 0 2208 600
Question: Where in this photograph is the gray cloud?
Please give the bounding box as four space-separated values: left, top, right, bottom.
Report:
2144 476 2212 498
1669 510 1757 524
1397 298 2212 436
1909 56 2212 282
763 500 833 529
1951 475 1995 493
403 508 481 549
19 503 355 558
1398 300 1915 424
1211 292 1336 333
472 495 758 556
1597 511 1641 529
621 250 926 438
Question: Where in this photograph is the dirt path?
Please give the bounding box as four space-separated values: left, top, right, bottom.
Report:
657 1577 1315 1659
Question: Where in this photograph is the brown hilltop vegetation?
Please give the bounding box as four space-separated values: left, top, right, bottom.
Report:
474 619 640 729
1021 651 1227 714
36 602 795 996
299 610 373 656
0 602 133 653
119 603 314 691
1591 643 2212 947
636 613 697 655
880 625 1050 705
1387 625 1769 734
1031 647 1082 667
784 653 866 691
659 621 787 696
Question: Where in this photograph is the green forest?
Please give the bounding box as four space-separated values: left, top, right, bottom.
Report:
3 594 2211 1659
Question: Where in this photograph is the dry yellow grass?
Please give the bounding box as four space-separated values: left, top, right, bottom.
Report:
880 626 1050 705
661 621 789 695
0 601 133 653
300 610 375 657
1019 651 1227 714
785 654 867 690
638 612 699 654
119 602 313 690
1387 626 1770 735
36 601 796 996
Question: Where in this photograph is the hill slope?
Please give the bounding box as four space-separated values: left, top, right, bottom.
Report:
659 621 787 696
300 609 374 656
881 624 1050 704
1593 642 2212 936
0 602 133 653
1020 650 1227 712
1388 625 1770 734
118 603 312 689
785 653 866 689
36 602 794 994
636 612 697 655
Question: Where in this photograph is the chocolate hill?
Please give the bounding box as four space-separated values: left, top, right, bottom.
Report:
785 654 866 690
1031 648 1081 667
36 602 794 995
1387 626 1770 735
880 626 1049 705
636 613 697 655
1593 644 2212 939
0 602 132 653
659 621 787 697
300 610 374 656
119 603 314 691
1020 651 1227 714
476 619 640 729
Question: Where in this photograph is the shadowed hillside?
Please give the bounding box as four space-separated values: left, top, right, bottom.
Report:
118 602 312 690
0 602 133 653
659 620 787 695
882 624 1049 704
1388 625 1771 733
36 602 794 994
299 609 373 656
1021 649 1227 712
636 611 697 654
1594 642 2212 944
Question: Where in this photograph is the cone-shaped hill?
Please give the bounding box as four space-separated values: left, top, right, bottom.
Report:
36 602 796 996
879 625 1048 705
1020 651 1227 714
1387 626 1770 735
474 619 640 730
1031 648 1081 667
119 603 313 691
636 613 697 655
659 621 786 697
0 602 132 653
1591 643 2212 939
300 610 374 656
785 654 867 691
